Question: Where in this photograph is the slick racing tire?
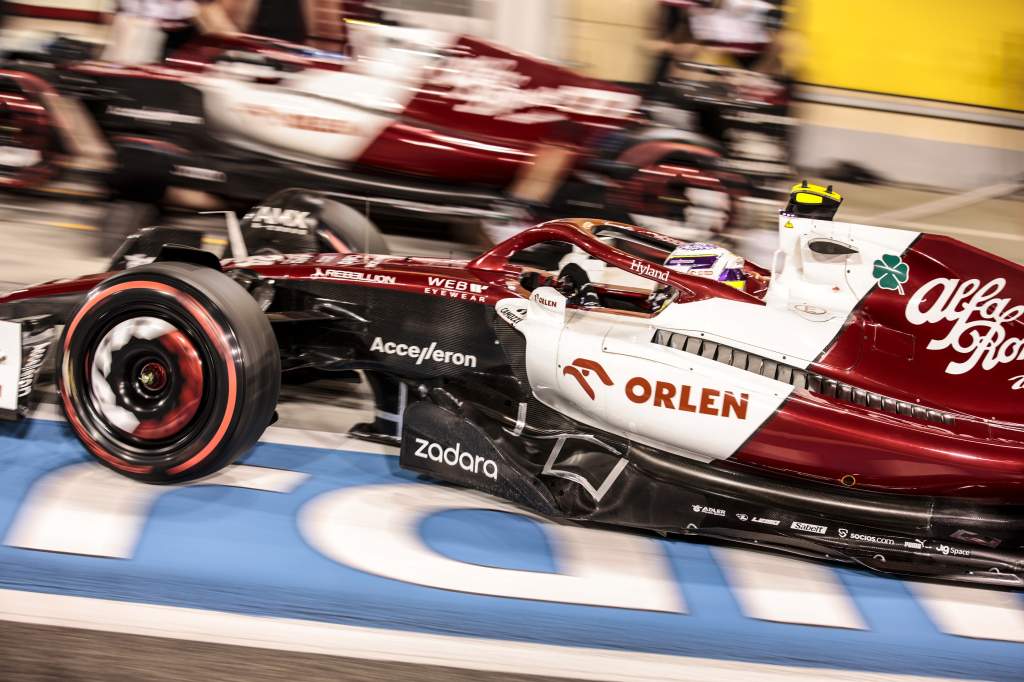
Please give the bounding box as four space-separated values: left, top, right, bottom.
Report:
57 262 280 483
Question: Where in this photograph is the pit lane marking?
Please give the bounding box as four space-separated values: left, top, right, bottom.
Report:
0 589 986 682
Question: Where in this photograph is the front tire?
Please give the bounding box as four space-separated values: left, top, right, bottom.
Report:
57 262 280 482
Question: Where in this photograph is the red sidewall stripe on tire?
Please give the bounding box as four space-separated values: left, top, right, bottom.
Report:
62 280 239 476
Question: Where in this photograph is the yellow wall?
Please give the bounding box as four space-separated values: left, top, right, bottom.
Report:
794 0 1024 110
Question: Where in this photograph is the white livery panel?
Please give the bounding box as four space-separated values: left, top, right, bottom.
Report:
0 320 22 412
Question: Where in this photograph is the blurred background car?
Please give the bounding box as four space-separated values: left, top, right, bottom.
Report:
0 0 1018 263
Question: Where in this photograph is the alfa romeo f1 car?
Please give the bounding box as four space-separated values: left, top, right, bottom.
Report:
0 24 745 245
1 183 1022 586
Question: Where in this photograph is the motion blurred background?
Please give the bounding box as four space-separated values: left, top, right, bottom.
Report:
0 3 1021 681
0 0 1017 281
3 0 1022 190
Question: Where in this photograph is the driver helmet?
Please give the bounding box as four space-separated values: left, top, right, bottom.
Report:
664 242 747 290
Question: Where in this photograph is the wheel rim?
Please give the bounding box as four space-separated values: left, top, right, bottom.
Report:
88 316 206 444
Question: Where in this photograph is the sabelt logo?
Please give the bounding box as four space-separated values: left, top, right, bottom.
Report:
562 358 749 418
414 438 498 481
307 266 395 282
790 521 828 535
630 260 669 282
371 337 477 368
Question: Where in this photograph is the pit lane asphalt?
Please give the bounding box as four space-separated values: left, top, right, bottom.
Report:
0 621 592 682
0 187 1022 681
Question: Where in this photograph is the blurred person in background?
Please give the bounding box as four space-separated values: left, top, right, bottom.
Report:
645 0 803 186
211 0 311 43
105 0 202 63
202 0 379 50
647 0 790 82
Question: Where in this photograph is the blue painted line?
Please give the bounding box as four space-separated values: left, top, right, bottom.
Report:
0 418 1021 680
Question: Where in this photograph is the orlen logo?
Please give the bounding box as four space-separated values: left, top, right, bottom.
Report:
562 358 748 419
562 358 614 401
414 438 498 481
625 377 748 419
536 294 560 309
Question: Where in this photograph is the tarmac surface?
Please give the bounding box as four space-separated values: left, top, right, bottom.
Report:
0 621 584 682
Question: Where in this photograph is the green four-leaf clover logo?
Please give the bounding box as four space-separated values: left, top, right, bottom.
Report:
872 254 909 295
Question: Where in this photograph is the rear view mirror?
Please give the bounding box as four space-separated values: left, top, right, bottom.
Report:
808 239 858 256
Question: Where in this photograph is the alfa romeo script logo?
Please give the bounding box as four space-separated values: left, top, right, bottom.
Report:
906 277 1024 376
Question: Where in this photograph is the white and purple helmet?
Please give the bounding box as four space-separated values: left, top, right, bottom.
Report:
663 242 747 290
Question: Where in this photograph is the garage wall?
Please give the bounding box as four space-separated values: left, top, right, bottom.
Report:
556 0 656 83
794 0 1024 111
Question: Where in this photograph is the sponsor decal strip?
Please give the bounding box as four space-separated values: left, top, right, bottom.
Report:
371 336 477 368
414 437 498 481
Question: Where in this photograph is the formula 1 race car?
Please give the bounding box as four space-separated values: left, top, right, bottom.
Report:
0 24 746 246
1 183 1022 587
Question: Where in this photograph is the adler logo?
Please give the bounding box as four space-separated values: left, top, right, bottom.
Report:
692 504 725 517
414 438 498 481
630 260 669 282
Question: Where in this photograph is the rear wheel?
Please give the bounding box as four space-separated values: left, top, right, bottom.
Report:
241 190 389 255
57 262 280 482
